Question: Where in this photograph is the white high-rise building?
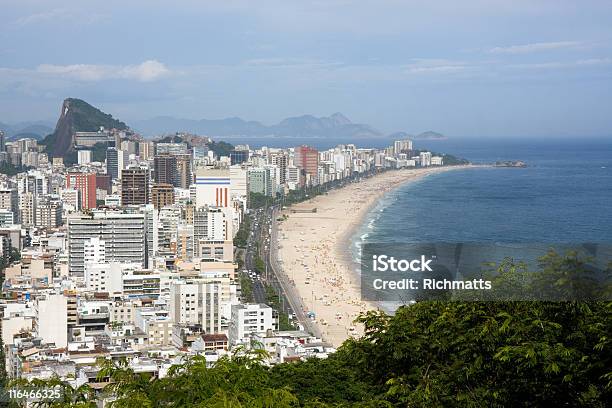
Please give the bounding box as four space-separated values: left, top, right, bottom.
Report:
194 168 231 208
60 188 80 213
78 150 92 164
170 278 226 334
420 151 432 167
229 165 248 200
68 210 147 276
34 294 68 348
18 192 36 227
229 303 276 345
193 206 232 258
393 139 413 156
34 196 62 228
84 237 106 265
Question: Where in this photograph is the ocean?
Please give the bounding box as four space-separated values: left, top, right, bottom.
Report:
352 137 612 256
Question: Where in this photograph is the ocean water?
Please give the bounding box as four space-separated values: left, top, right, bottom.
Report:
353 138 612 254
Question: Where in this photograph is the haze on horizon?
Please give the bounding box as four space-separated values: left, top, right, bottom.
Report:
1 0 611 139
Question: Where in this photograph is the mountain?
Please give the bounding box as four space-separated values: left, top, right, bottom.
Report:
133 112 381 139
414 131 447 140
387 131 415 140
134 116 269 137
0 121 54 140
40 98 128 158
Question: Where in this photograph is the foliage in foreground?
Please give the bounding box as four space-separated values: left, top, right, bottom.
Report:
10 252 612 407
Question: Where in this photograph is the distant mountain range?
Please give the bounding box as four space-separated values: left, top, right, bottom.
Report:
2 98 448 160
0 120 54 140
388 131 447 140
133 112 383 139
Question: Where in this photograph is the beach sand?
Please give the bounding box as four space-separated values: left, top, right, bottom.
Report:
275 165 474 347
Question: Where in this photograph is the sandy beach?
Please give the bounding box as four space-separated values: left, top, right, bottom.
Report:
275 165 475 347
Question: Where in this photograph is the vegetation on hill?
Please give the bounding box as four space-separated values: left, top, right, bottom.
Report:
158 135 189 146
207 140 234 158
39 98 128 160
90 142 108 162
61 98 128 133
12 251 611 407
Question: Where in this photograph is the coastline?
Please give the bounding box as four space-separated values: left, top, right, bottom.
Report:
275 165 482 347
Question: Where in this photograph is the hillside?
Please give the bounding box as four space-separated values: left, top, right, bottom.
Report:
40 98 128 159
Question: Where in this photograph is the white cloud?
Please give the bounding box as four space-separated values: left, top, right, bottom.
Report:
36 60 170 82
489 41 582 54
11 8 108 27
508 58 612 70
403 59 468 75
120 60 170 81
575 57 612 66
13 8 70 26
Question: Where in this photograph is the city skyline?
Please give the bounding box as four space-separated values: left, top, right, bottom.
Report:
1 0 612 138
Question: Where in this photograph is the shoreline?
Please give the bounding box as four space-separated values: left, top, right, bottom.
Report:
276 165 483 347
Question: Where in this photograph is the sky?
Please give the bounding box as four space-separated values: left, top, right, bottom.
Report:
1 0 612 138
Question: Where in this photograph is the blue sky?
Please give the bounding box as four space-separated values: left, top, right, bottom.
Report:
1 0 611 138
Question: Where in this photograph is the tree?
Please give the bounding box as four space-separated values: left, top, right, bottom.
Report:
233 215 250 248
15 252 612 407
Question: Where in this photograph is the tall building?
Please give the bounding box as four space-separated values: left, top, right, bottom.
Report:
34 294 68 348
106 148 128 181
420 151 432 167
270 152 289 185
154 155 177 186
60 188 80 212
34 196 62 228
120 140 137 155
393 139 413 156
77 150 92 165
121 167 150 206
170 278 226 334
194 168 230 208
138 141 155 161
229 304 276 345
0 189 19 222
106 147 119 180
193 207 232 259
66 172 97 209
151 183 175 209
294 145 319 186
193 207 228 242
175 154 193 189
0 209 14 225
229 166 248 200
67 211 147 276
247 168 267 196
0 130 5 152
229 150 249 165
248 166 279 197
156 206 181 256
18 192 36 227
